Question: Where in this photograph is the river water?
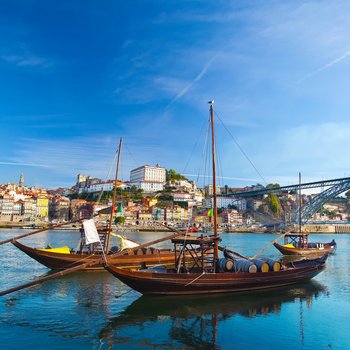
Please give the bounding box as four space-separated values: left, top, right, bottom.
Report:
0 229 349 349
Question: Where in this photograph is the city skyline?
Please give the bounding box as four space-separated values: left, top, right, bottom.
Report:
2 1 350 189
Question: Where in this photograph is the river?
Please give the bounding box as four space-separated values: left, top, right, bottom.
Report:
0 229 349 349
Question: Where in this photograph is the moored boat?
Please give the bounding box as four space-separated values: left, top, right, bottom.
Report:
273 233 336 256
104 101 329 296
11 238 180 270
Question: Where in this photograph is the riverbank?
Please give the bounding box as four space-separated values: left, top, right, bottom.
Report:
2 222 350 233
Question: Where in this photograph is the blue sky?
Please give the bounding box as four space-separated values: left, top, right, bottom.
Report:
1 0 350 189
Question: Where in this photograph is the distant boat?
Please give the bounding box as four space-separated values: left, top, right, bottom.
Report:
104 101 329 296
273 233 336 256
273 172 336 257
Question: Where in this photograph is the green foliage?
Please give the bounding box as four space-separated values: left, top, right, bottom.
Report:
345 190 350 200
114 216 126 224
176 201 188 209
267 194 282 215
158 194 173 201
166 169 188 182
266 183 281 189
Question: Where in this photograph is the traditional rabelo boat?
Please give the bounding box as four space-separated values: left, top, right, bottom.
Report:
273 233 336 256
273 173 336 257
105 101 329 296
10 138 188 271
11 230 182 271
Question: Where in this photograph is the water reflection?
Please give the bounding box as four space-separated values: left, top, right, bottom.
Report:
99 281 328 349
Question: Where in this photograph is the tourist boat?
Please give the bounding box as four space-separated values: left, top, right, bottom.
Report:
104 101 329 296
273 233 336 256
11 235 181 271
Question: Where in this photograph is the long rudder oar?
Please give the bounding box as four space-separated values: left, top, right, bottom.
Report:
0 259 102 297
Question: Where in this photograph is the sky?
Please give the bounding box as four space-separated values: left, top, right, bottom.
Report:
1 0 350 190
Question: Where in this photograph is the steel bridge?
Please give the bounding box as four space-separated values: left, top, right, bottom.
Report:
232 176 350 224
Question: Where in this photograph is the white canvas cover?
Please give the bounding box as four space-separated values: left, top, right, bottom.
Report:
83 219 100 244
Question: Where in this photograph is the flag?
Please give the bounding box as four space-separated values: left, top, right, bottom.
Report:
117 203 123 213
206 208 213 217
83 219 100 244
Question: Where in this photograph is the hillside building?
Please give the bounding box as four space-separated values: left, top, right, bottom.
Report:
130 164 166 192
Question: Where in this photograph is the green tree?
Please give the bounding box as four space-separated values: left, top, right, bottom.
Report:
115 216 126 224
267 194 282 215
166 169 188 182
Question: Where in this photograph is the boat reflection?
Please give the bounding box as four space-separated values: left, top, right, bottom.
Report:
99 281 328 349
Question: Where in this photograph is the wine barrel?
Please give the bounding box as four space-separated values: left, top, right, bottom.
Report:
233 259 257 273
217 258 234 272
250 259 269 272
262 258 281 272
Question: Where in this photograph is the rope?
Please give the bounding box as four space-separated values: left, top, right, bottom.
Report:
251 229 293 259
185 271 206 286
215 110 268 186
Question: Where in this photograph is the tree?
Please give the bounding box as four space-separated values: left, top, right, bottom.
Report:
115 216 126 224
267 194 282 215
166 169 188 182
266 183 281 189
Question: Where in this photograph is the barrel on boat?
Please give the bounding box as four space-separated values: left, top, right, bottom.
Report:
262 258 281 272
233 259 257 273
217 258 234 272
249 259 269 272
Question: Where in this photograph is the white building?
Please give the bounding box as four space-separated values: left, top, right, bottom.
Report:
130 164 166 192
83 180 127 193
207 196 247 211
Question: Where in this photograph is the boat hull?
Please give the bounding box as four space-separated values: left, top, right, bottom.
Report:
12 240 177 270
105 255 328 295
274 242 336 256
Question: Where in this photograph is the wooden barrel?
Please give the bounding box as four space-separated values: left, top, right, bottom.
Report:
250 259 269 272
233 259 257 273
217 258 234 272
262 258 281 272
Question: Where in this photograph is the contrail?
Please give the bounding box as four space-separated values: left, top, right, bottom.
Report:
298 50 350 83
0 161 50 168
167 54 220 107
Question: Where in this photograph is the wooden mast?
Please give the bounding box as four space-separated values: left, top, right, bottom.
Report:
209 101 219 266
298 172 302 234
106 137 123 253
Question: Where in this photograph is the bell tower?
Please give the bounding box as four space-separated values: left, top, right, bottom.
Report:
19 173 24 186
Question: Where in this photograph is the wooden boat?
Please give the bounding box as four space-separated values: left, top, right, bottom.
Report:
104 101 329 296
273 233 336 256
11 238 180 271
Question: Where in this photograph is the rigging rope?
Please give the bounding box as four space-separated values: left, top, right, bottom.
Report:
215 110 268 186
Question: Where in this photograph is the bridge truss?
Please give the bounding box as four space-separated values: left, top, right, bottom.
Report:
233 176 350 225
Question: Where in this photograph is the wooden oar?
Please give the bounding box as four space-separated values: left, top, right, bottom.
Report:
110 229 186 261
0 219 85 246
251 228 293 259
218 246 248 260
0 259 103 297
0 229 187 297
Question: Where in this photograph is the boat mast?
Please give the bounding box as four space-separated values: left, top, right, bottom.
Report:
298 172 302 233
209 101 219 264
106 137 123 253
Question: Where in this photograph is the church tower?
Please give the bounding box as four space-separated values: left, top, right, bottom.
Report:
19 173 24 186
